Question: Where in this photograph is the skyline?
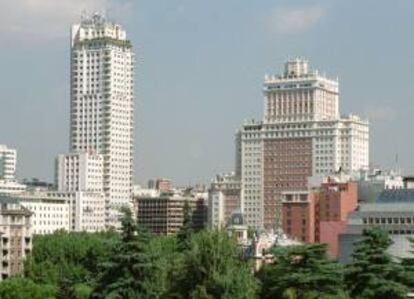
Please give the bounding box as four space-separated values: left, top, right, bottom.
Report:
1 0 413 185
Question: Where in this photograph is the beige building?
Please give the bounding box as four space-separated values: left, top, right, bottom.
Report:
0 196 32 280
208 173 241 228
240 58 369 229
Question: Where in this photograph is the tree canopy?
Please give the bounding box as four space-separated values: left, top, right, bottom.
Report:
259 243 347 299
345 226 410 299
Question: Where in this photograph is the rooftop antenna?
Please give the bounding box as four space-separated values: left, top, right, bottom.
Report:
395 153 401 175
80 9 88 22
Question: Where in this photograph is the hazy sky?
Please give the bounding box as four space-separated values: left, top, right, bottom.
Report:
0 0 413 185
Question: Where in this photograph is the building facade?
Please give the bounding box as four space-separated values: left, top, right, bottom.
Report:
0 196 32 280
354 168 404 203
282 180 358 257
339 189 414 263
208 173 241 228
240 58 369 229
14 191 70 234
0 145 17 180
134 194 207 235
56 152 104 193
70 13 135 227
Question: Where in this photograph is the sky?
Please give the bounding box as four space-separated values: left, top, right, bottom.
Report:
0 0 413 186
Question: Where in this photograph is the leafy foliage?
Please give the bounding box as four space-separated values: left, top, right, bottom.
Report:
259 243 347 299
0 277 55 299
177 200 194 251
172 229 259 299
345 226 409 299
25 230 118 287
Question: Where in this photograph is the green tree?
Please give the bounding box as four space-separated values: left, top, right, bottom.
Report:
24 230 118 292
346 226 409 299
259 243 347 299
172 230 259 299
401 237 414 289
0 277 55 299
91 208 152 299
177 200 193 251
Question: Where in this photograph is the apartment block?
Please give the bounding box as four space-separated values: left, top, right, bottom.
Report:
0 196 32 280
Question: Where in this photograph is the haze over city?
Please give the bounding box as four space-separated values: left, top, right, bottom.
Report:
1 0 413 185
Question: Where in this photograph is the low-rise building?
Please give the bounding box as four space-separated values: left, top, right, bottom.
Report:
134 192 207 235
353 169 404 203
282 179 358 257
14 191 70 234
339 189 414 263
0 196 32 280
12 190 104 234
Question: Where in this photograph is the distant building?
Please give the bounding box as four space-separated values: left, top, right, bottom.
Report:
353 169 404 203
208 173 241 228
155 178 172 193
339 189 414 263
13 191 70 234
55 152 105 232
70 13 135 227
11 190 104 234
56 152 104 193
404 177 414 189
0 180 26 194
134 192 207 235
240 58 369 229
0 145 17 180
282 180 358 257
0 196 32 280
0 145 26 195
147 179 156 189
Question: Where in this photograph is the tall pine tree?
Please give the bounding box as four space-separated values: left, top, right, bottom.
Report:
171 230 259 299
346 226 409 299
91 208 152 299
177 200 193 251
259 243 347 299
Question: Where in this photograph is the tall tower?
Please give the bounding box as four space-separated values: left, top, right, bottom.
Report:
70 13 135 227
240 58 369 229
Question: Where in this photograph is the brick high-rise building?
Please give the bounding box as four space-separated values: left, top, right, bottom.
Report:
240 58 369 229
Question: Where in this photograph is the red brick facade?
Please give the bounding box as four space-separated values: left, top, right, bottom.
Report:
263 138 313 228
282 181 358 257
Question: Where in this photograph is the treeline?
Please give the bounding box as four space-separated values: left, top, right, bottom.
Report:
1 209 414 298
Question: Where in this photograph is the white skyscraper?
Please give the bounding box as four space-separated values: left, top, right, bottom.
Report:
240 58 369 229
70 14 135 227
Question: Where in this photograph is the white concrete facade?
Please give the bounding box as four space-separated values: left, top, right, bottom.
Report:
208 190 225 228
15 190 105 234
15 191 70 235
56 152 104 192
0 145 17 180
70 14 135 227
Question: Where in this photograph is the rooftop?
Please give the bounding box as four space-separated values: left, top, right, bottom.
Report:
377 189 414 203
